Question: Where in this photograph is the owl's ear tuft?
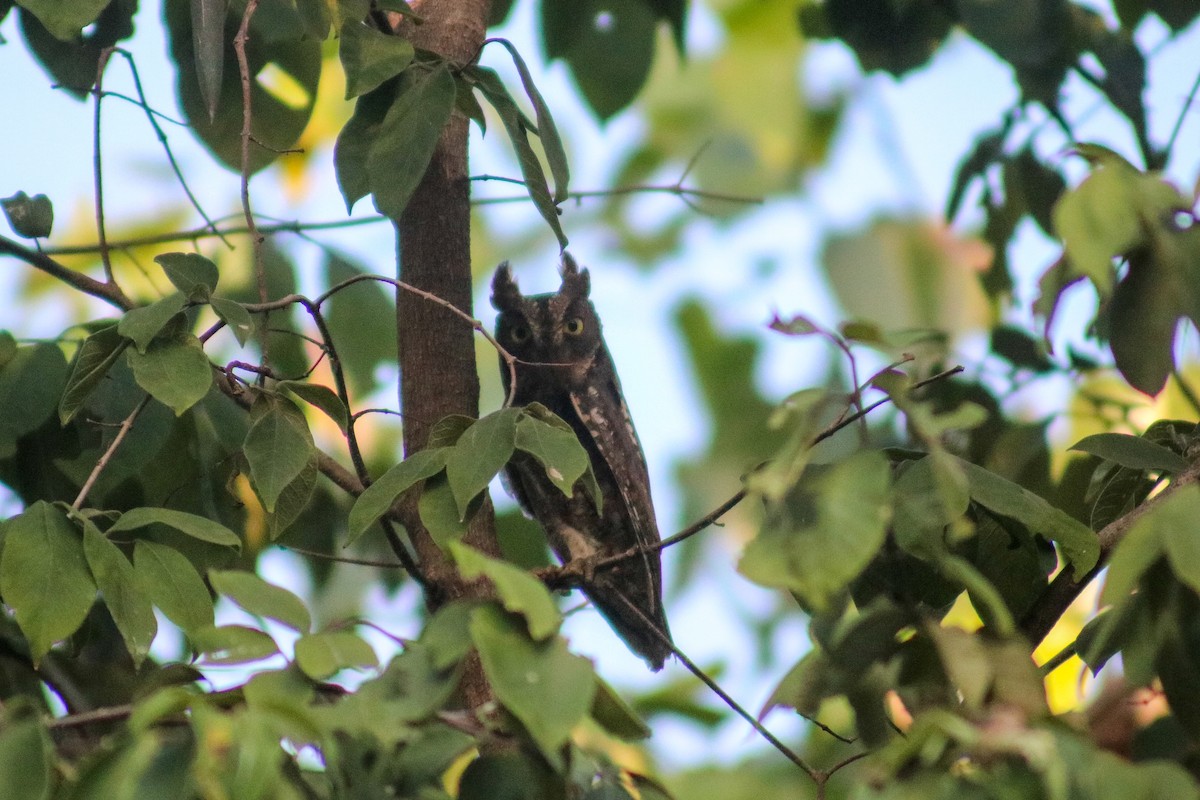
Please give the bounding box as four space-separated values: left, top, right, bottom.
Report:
559 253 591 298
491 262 523 311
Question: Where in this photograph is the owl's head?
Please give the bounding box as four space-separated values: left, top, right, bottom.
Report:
491 254 602 364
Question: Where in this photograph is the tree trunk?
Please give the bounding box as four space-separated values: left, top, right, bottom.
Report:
389 0 499 710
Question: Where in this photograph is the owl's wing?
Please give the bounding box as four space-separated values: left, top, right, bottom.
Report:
569 351 663 614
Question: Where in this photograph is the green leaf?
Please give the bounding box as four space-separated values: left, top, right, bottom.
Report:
470 67 567 249
118 295 189 353
470 605 596 759
294 630 378 679
418 474 470 547
955 457 1100 577
165 0 321 174
1052 152 1187 295
367 63 457 219
84 526 157 668
348 447 449 544
1155 486 1200 595
19 0 109 40
191 624 279 665
445 408 520 519
513 413 589 497
1070 432 1190 473
0 719 50 800
127 330 213 415
109 507 241 548
489 38 569 202
334 86 391 212
339 20 414 99
0 343 68 453
133 540 214 633
323 251 396 396
209 569 311 633
243 396 316 513
541 0 656 120
59 324 129 424
0 502 96 664
209 296 253 346
278 380 349 433
449 542 560 640
265 457 318 541
1100 511 1164 605
739 451 892 611
590 677 651 741
0 191 53 238
155 252 219 300
190 0 225 121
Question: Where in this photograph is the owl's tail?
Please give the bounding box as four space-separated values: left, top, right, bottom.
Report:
584 577 674 671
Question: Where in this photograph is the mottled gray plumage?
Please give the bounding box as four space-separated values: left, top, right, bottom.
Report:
491 255 672 670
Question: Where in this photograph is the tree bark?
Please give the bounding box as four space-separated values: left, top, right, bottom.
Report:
389 0 499 709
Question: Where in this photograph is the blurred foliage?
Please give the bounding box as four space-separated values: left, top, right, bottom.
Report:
1 0 1200 798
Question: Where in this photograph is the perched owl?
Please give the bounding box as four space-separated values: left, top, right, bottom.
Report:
491 255 673 671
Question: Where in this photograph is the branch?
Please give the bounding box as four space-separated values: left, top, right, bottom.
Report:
1019 459 1200 645
92 47 117 285
0 234 132 310
73 395 151 510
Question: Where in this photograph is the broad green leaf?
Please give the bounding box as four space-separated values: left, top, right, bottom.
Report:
427 414 476 447
59 324 129 424
0 332 16 369
0 191 53 238
955 457 1099 577
109 507 241 548
334 86 391 211
278 380 349 433
351 639 461 724
0 719 50 800
243 396 316 513
209 569 311 633
155 252 219 300
165 0 321 174
470 605 596 759
445 408 520 519
1070 432 1190 473
513 413 588 497
459 753 555 800
1052 153 1187 295
541 0 656 120
367 63 457 219
265 457 318 541
84 527 157 667
0 343 68 454
1154 486 1200 595
590 677 651 741
421 601 475 671
892 456 969 558
348 447 449 544
118 295 189 353
18 0 108 39
209 296 253 346
739 450 892 611
0 502 96 663
338 20 414 99
418 474 469 547
449 542 560 640
191 624 279 665
127 331 213 415
134 540 214 632
294 630 378 679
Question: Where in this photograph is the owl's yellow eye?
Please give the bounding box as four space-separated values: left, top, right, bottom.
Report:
564 318 585 336
510 324 532 343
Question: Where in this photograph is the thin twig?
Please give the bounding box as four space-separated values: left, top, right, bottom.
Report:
280 544 404 568
47 704 134 730
615 594 817 779
73 395 152 510
92 47 117 285
0 234 132 309
112 49 230 247
1171 368 1200 417
1166 68 1200 157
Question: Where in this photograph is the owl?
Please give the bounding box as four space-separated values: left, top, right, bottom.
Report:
491 255 673 671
